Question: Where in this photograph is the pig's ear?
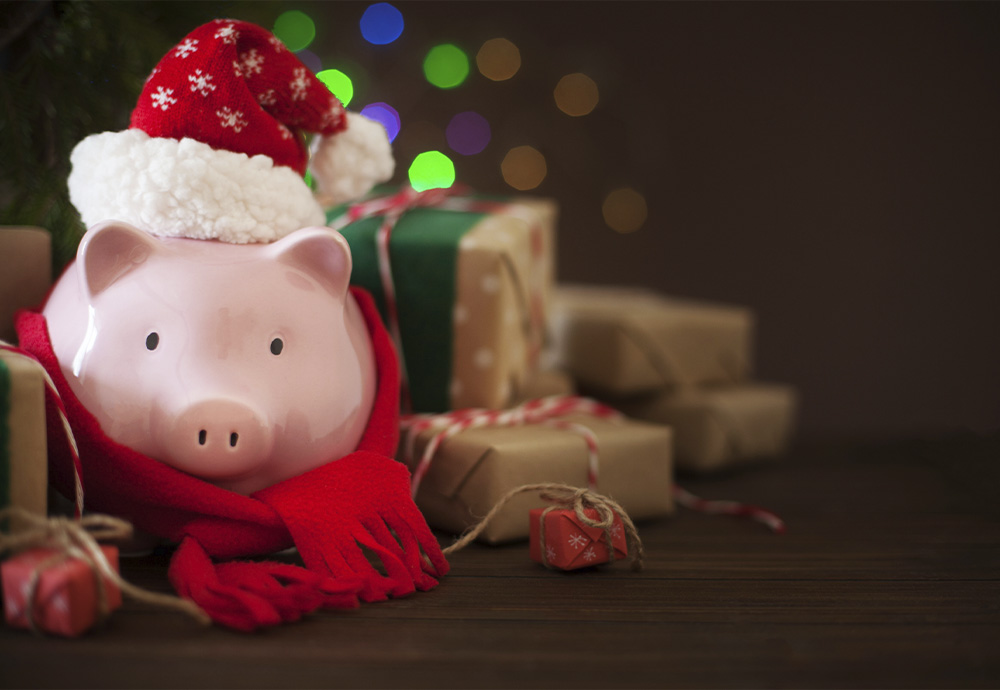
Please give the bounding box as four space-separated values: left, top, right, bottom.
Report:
78 221 162 297
268 227 353 298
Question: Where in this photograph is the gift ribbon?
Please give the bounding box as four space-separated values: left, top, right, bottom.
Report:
0 506 210 632
329 184 547 412
441 482 645 572
400 394 787 534
1 342 84 517
401 395 620 499
672 486 786 534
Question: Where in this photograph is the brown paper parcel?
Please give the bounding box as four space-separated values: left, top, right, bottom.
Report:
405 414 674 544
0 228 52 344
613 383 798 472
449 197 557 410
552 285 754 396
0 350 49 534
508 368 575 407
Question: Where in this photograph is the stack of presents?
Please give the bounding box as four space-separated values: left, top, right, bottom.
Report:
321 187 798 545
0 188 797 632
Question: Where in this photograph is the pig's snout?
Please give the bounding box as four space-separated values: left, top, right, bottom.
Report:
163 400 274 481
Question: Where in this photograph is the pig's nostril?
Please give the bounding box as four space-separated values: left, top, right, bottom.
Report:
198 429 207 445
229 432 239 447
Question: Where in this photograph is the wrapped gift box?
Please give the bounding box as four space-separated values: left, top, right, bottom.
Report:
509 368 575 407
552 285 754 396
0 228 52 344
529 507 627 570
403 414 673 544
327 190 556 413
612 383 798 472
0 349 48 534
2 544 122 636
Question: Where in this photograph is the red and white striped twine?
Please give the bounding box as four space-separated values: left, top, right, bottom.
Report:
400 395 621 499
672 486 786 534
374 207 411 412
330 184 548 410
332 185 458 412
1 343 84 518
400 394 786 534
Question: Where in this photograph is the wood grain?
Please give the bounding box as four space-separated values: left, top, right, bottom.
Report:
1 434 998 688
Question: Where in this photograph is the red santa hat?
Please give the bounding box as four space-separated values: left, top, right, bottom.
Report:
68 19 393 244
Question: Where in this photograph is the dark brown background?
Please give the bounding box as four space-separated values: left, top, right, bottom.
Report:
17 1 1000 440
376 1 1000 441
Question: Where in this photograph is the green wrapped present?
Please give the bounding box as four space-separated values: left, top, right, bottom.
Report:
326 186 556 413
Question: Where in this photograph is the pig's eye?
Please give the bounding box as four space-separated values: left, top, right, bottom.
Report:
146 332 159 351
270 337 284 356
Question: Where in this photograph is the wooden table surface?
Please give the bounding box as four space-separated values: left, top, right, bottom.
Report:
2 434 998 689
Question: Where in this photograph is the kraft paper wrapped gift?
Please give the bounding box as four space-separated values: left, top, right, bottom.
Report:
2 544 122 636
612 383 798 472
403 415 674 544
327 190 557 413
0 349 48 534
0 228 52 344
552 285 754 396
529 507 627 570
509 368 575 406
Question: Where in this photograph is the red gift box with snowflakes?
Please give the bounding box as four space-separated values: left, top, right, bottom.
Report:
529 507 628 570
2 545 122 636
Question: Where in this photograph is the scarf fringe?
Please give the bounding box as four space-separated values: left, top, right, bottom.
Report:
169 537 362 631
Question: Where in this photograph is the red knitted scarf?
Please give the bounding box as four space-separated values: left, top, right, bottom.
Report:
15 287 449 631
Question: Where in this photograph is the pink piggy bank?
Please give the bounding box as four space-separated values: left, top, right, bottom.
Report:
43 220 377 495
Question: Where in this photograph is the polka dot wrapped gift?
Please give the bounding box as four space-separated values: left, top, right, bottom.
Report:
326 185 556 413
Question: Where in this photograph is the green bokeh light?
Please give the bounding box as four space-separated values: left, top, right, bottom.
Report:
273 11 316 52
317 69 354 107
408 151 456 191
423 44 469 89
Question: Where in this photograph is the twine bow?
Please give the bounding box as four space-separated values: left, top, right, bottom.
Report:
402 396 644 570
442 482 644 571
0 507 210 632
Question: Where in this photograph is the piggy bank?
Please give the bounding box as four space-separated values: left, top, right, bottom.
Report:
43 221 377 495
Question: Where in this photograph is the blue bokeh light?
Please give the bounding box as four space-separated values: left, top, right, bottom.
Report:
360 102 401 142
360 3 404 45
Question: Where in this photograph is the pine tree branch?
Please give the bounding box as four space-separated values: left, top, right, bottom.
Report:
0 1 52 52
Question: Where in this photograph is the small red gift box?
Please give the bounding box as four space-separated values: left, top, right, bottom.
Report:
2 545 122 636
529 507 628 570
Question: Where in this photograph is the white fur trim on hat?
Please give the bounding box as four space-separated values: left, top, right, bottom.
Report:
309 112 395 206
68 129 325 244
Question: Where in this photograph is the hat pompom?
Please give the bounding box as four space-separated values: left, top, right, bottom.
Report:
310 112 395 205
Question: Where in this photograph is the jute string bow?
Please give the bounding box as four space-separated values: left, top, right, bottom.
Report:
0 507 210 632
442 482 645 571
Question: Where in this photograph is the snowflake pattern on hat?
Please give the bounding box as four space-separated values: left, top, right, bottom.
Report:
150 87 177 111
68 19 393 244
132 19 346 175
175 38 199 58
